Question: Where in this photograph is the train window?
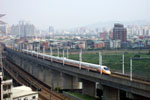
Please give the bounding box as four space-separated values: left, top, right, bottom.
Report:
104 67 109 70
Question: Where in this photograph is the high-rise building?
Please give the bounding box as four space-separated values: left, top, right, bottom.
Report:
113 24 127 42
49 26 54 38
0 14 6 25
0 25 10 34
10 21 36 37
49 26 54 33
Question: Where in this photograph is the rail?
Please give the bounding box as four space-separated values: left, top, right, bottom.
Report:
3 57 68 100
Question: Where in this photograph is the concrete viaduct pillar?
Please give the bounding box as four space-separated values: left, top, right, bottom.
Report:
103 86 120 100
38 65 45 81
44 68 51 86
15 55 21 67
50 70 62 89
24 61 30 72
32 64 39 78
82 79 96 97
49 70 80 90
61 73 79 89
72 76 80 89
61 73 73 89
126 92 149 100
20 58 25 69
28 62 33 74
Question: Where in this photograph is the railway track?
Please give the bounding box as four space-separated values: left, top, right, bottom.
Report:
22 50 150 85
3 58 70 100
3 47 150 100
32 52 150 85
111 72 150 85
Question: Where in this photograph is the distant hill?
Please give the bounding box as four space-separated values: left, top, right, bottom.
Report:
85 20 150 28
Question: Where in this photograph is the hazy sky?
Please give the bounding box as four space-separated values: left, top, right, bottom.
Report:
0 0 150 29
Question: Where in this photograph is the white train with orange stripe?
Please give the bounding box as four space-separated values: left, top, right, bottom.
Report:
22 49 111 75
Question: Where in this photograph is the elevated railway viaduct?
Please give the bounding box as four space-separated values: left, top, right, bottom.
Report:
3 47 150 100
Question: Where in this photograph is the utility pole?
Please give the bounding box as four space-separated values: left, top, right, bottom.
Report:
57 47 59 57
38 43 40 53
67 48 69 59
130 57 132 81
122 54 125 74
99 51 102 74
37 47 38 58
79 48 82 69
99 51 102 65
63 49 64 65
50 47 53 61
43 46 45 59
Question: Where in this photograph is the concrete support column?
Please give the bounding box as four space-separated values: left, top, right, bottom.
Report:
24 61 30 72
28 63 33 74
82 79 96 97
32 64 39 78
19 58 23 68
72 76 80 89
103 86 120 100
21 59 27 70
61 73 73 89
21 60 25 69
38 65 44 81
20 58 23 69
17 57 21 67
126 92 149 100
44 68 51 86
25 61 30 72
50 70 61 89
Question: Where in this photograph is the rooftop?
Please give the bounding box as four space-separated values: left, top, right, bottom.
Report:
12 86 38 99
2 79 13 85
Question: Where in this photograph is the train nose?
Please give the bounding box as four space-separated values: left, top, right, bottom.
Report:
106 71 111 75
108 71 111 75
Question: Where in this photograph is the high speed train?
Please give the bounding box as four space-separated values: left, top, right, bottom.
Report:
22 49 111 75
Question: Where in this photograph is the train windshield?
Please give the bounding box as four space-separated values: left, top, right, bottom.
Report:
104 67 109 70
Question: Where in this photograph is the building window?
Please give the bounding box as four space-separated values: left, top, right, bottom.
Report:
3 85 11 91
32 96 36 99
3 93 10 99
24 97 28 100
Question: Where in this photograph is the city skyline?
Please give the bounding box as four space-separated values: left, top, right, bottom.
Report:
0 0 150 29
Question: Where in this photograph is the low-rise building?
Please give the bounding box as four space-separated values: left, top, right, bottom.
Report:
94 41 105 49
0 72 2 100
86 40 94 49
12 86 38 100
0 72 13 100
112 40 121 49
104 40 113 49
78 41 86 49
2 79 13 100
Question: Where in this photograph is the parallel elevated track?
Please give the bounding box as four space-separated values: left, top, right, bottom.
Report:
3 57 70 100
